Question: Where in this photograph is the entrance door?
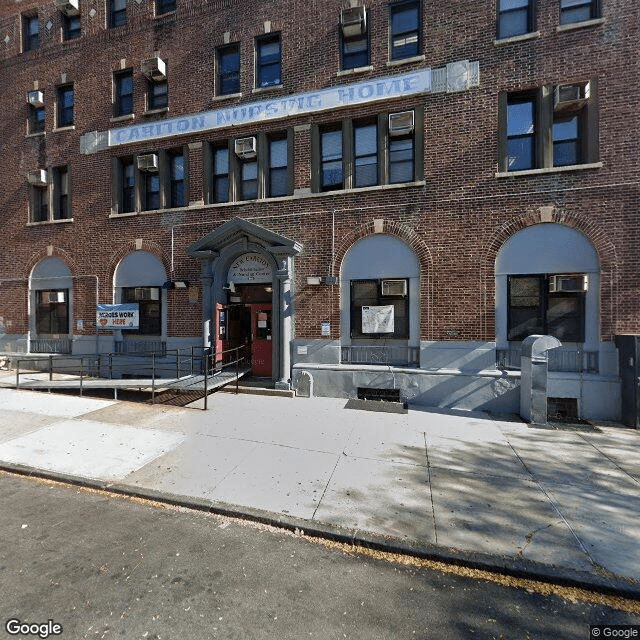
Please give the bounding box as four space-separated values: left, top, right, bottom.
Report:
251 303 272 377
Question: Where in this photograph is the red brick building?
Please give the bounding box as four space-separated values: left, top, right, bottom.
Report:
0 0 638 420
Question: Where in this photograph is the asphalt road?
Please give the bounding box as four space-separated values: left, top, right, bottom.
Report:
0 471 637 640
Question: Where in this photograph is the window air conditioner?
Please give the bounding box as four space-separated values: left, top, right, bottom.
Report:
549 274 588 293
234 137 257 159
136 153 159 172
48 291 66 303
27 90 44 107
388 111 415 136
28 169 47 186
381 279 407 296
141 57 167 81
340 6 366 38
54 0 80 16
554 82 590 112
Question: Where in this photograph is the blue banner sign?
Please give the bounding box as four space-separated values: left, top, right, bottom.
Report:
96 304 140 330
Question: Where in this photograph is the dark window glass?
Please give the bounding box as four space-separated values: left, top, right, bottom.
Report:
121 159 135 213
508 275 585 342
256 35 281 88
53 166 70 220
148 80 168 110
553 114 581 167
36 290 69 335
144 172 160 210
217 44 240 95
30 105 45 134
389 135 414 183
321 129 343 191
57 85 74 127
507 96 535 171
497 0 532 39
350 279 409 339
115 71 134 116
170 153 185 207
63 14 81 40
23 14 39 51
122 287 161 335
342 33 369 70
156 0 176 15
109 0 127 27
268 138 288 197
354 123 378 187
32 186 48 222
560 0 597 25
213 147 229 203
390 0 420 60
241 160 258 200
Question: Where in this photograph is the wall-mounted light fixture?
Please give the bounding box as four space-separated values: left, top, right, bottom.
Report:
306 277 322 285
163 280 189 290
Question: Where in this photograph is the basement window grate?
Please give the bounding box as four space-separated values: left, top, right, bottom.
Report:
357 387 401 403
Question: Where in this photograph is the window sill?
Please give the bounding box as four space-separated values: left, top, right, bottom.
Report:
143 107 169 116
27 217 73 226
252 84 284 95
386 55 425 68
110 113 135 123
494 31 541 46
337 65 374 77
212 92 243 102
495 162 602 178
25 131 46 139
154 10 176 20
53 125 75 132
556 18 604 33
309 180 426 199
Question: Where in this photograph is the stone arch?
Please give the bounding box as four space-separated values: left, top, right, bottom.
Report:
334 219 435 340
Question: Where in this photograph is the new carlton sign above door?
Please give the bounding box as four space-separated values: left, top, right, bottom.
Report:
80 60 479 154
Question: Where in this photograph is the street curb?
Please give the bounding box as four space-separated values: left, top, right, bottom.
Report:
2 461 639 601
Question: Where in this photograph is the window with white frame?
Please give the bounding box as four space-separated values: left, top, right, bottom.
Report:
560 0 600 25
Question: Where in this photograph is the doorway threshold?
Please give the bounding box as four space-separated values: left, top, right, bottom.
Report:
220 377 294 398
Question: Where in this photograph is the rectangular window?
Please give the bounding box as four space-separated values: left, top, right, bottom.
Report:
121 158 135 213
122 287 161 335
320 129 344 191
217 44 240 95
31 185 49 223
240 159 258 200
169 152 185 207
553 113 582 166
148 78 168 110
53 166 71 220
506 95 536 171
354 122 378 188
268 138 288 197
57 84 74 127
115 70 134 117
23 14 40 52
497 0 533 39
256 34 281 88
212 146 230 203
350 279 409 339
109 0 127 27
156 0 176 15
560 0 598 25
390 0 420 60
143 171 160 211
341 8 369 71
36 290 69 335
29 104 45 134
508 275 585 342
389 134 415 184
63 13 81 41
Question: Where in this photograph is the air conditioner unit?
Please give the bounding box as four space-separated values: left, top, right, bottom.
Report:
141 57 167 81
28 169 47 186
340 6 366 38
27 90 44 107
549 274 588 293
136 153 159 172
54 0 80 16
234 136 257 159
134 287 160 301
381 279 407 296
48 291 66 303
389 111 415 136
554 82 590 112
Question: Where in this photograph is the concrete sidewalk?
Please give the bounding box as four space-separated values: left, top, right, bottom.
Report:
0 383 638 597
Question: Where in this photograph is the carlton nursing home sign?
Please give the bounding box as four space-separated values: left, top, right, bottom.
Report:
228 253 272 284
96 304 139 330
